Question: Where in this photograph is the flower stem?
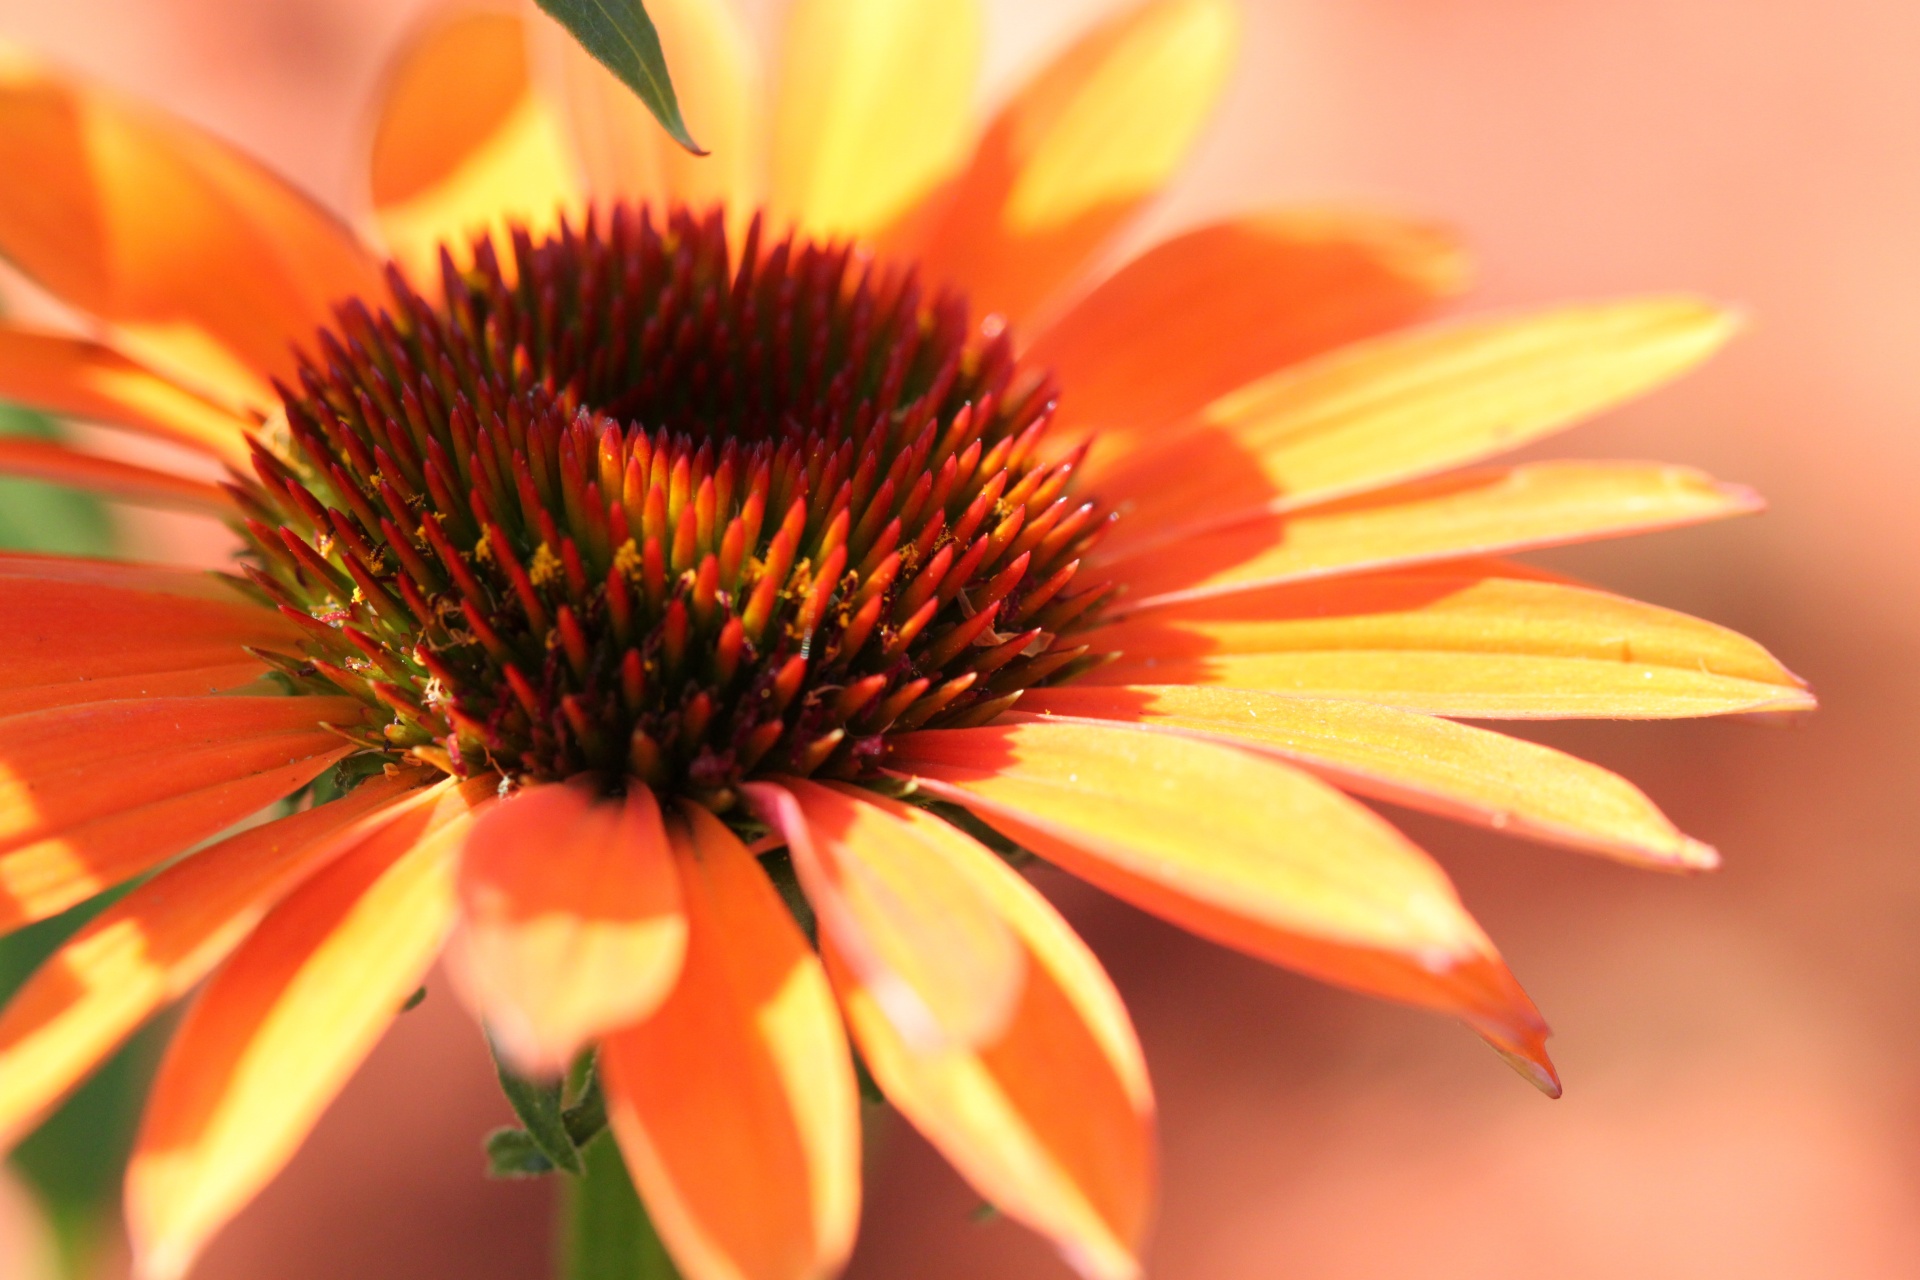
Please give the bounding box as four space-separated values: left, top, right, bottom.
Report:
561 1134 679 1280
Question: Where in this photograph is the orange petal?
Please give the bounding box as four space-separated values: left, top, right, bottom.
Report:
0 772 429 1150
124 778 487 1280
1029 210 1466 438
0 568 288 688
1105 461 1762 607
0 550 256 595
1093 297 1740 542
1087 569 1813 719
822 812 1153 1280
533 0 760 221
0 48 379 407
889 720 1556 1092
0 435 231 512
368 10 582 283
769 0 981 241
918 0 1238 324
0 695 363 928
448 780 685 1076
601 805 860 1280
744 778 1025 1050
0 664 267 718
1017 687 1716 870
0 326 253 463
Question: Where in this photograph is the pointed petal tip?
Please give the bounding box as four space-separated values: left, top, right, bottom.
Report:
1475 1019 1561 1099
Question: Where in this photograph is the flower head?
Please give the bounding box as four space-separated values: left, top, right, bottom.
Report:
0 2 1811 1279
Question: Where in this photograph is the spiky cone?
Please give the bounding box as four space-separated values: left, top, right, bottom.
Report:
0 2 1811 1278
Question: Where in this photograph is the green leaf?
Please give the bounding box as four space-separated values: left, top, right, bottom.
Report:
563 1134 681 1280
491 1041 586 1176
0 405 115 556
534 0 706 156
485 1127 559 1179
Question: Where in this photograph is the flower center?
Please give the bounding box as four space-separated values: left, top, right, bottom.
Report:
238 204 1111 807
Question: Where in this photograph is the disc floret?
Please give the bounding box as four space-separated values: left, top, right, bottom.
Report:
234 205 1110 806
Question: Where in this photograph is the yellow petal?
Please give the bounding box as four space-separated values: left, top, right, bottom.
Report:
919 0 1238 323
368 10 582 282
1094 297 1740 539
1089 569 1813 719
0 326 253 464
1030 208 1466 438
532 0 760 221
125 779 487 1280
769 0 981 241
0 48 380 407
889 720 1556 1090
602 805 860 1280
823 812 1152 1280
1106 461 1761 607
1018 686 1715 869
744 779 1025 1050
449 780 685 1076
0 774 428 1149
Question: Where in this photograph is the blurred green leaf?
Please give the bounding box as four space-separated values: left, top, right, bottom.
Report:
491 1041 586 1175
0 406 114 556
534 0 705 155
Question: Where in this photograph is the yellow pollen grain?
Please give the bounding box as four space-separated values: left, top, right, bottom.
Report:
613 538 643 580
528 542 562 587
472 529 494 563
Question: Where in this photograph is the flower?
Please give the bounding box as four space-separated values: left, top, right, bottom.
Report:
0 1 1812 1278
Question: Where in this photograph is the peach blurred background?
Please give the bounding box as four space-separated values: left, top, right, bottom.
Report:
2 0 1917 1276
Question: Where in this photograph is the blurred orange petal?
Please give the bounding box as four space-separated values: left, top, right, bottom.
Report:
1017 686 1716 869
449 780 685 1076
745 778 1025 1050
601 804 860 1280
0 696 361 929
1090 569 1811 718
1108 462 1761 606
0 326 253 463
0 434 231 513
367 10 581 283
889 719 1556 1090
124 779 486 1280
919 0 1238 323
0 47 378 407
1094 297 1739 536
1031 209 1467 438
824 812 1153 1280
769 0 980 242
0 772 428 1148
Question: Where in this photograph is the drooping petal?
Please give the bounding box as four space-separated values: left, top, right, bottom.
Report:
448 780 685 1076
1087 569 1813 719
0 326 253 463
768 0 981 242
0 565 291 688
1106 461 1761 608
0 48 379 407
1029 210 1466 437
124 778 488 1280
1017 687 1715 870
0 772 430 1150
823 808 1153 1280
917 0 1238 324
0 435 231 512
889 720 1557 1092
744 779 1024 1050
0 696 363 929
1092 297 1740 542
536 0 760 220
367 10 581 282
601 805 860 1280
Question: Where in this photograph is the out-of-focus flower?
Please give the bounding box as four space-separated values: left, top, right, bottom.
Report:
0 1 1810 1278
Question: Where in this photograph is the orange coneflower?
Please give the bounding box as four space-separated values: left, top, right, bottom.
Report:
0 1 1811 1278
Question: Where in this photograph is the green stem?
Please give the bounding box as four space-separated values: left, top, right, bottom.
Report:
562 1135 680 1280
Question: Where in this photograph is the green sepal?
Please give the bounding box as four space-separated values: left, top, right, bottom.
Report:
485 1047 613 1179
490 1042 586 1176
533 0 705 155
484 1126 559 1178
